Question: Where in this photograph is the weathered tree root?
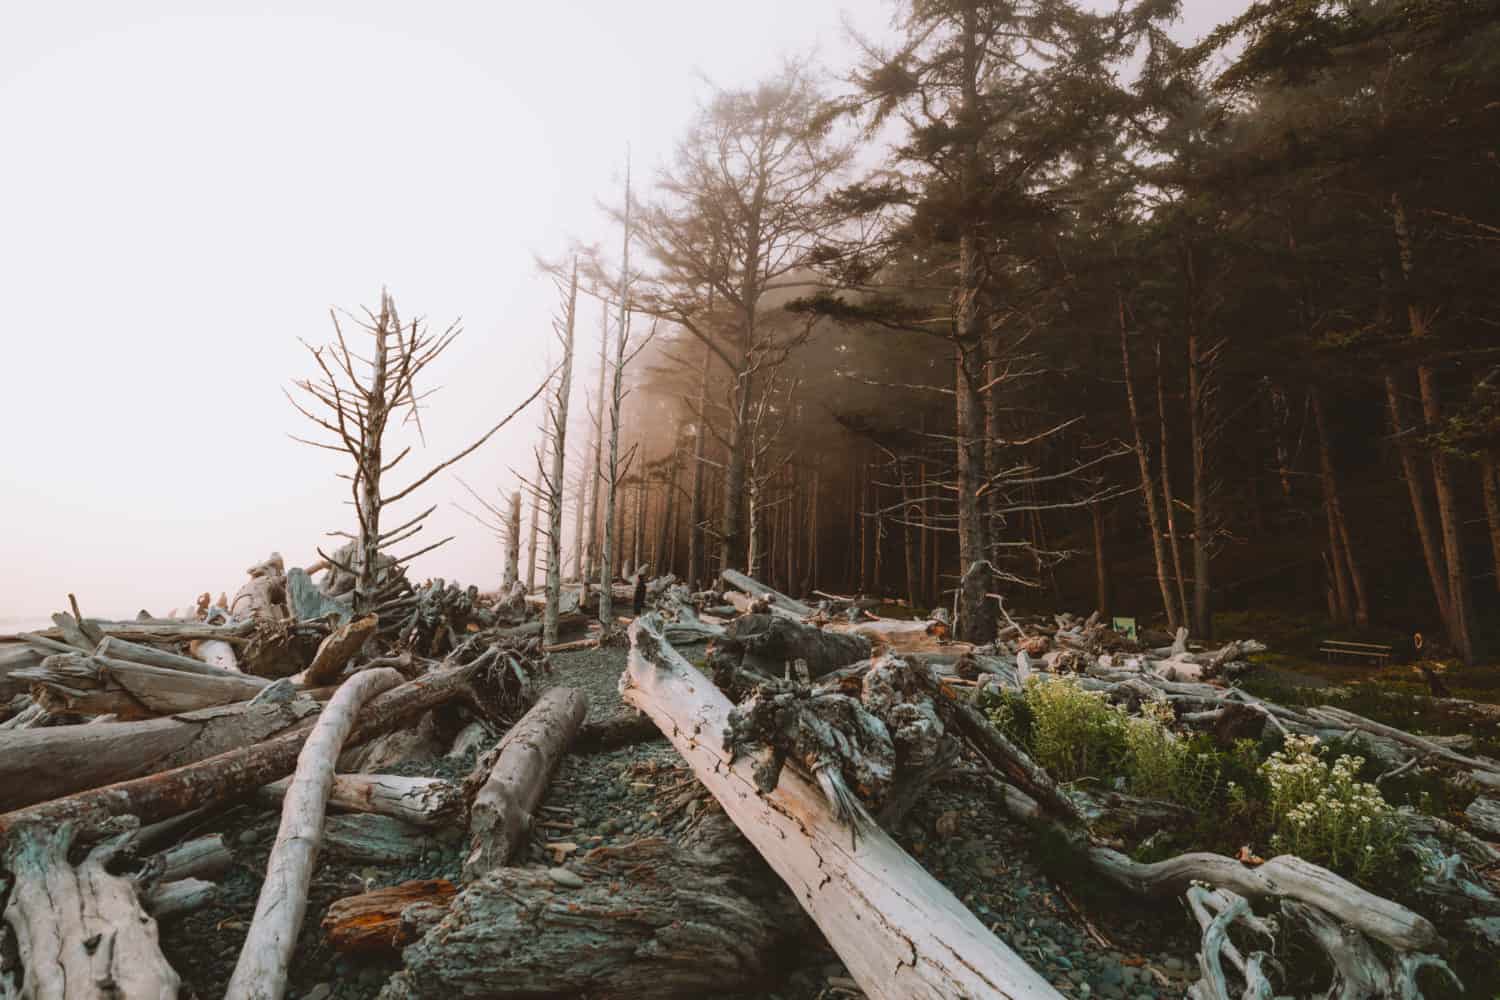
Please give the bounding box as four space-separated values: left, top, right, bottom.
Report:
2 822 180 999
1183 886 1278 1000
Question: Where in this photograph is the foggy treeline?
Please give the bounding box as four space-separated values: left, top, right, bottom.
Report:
503 0 1500 661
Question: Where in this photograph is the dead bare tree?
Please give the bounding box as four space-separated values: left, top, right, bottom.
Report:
539 263 580 644
598 153 659 624
744 361 801 581
287 291 549 611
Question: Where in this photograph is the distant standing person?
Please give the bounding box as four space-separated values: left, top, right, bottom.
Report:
632 569 647 617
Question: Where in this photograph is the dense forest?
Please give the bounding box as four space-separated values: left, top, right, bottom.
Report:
532 0 1500 663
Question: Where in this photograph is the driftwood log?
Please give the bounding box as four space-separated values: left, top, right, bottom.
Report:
719 568 814 617
383 834 803 999
225 667 404 1000
16 651 269 719
463 687 588 879
622 615 1061 1000
303 613 378 686
142 877 218 919
711 614 872 683
3 822 179 999
95 635 264 680
0 656 498 835
258 773 463 828
0 686 320 811
323 814 446 864
322 879 457 954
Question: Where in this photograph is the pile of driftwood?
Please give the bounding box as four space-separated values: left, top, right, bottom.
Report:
0 550 563 999
5 559 1498 999
627 573 1499 998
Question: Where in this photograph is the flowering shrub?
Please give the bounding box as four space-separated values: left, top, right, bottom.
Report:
1255 734 1403 882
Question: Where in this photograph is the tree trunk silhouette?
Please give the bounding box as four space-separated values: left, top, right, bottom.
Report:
1385 375 1452 636
1119 291 1180 631
1155 336 1190 626
1420 366 1478 665
1312 389 1369 627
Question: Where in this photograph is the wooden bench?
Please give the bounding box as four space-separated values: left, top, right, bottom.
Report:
1319 638 1393 666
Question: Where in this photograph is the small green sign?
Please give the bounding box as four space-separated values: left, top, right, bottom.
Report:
1111 616 1137 641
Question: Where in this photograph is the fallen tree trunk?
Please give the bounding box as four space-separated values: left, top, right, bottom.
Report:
17 651 269 718
140 833 233 883
383 837 801 999
0 687 320 811
0 656 498 835
711 614 872 682
259 773 463 828
0 641 44 698
142 877 218 920
3 822 180 999
303 613 378 686
828 618 973 656
24 619 259 645
95 635 268 681
323 813 444 863
225 667 404 1000
621 615 1061 1000
575 711 663 752
720 569 814 617
977 775 1440 953
463 686 587 878
322 879 457 954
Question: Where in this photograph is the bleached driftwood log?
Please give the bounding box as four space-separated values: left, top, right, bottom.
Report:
17 651 269 719
139 833 233 883
95 635 267 681
303 613 378 686
622 615 1061 1000
0 657 496 834
0 686 320 810
225 667 404 1000
322 879 456 954
463 686 587 878
142 877 218 919
979 775 1440 952
828 617 973 656
190 636 239 671
3 822 180 999
720 569 815 617
259 772 462 828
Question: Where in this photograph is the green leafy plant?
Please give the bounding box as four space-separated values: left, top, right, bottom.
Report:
1001 677 1128 783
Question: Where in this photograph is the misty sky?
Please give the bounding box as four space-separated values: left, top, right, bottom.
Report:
0 1 1238 621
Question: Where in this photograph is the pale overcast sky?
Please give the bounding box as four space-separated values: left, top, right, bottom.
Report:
0 1 1238 621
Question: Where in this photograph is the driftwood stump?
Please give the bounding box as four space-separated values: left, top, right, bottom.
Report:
382 838 797 999
3 822 180 999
